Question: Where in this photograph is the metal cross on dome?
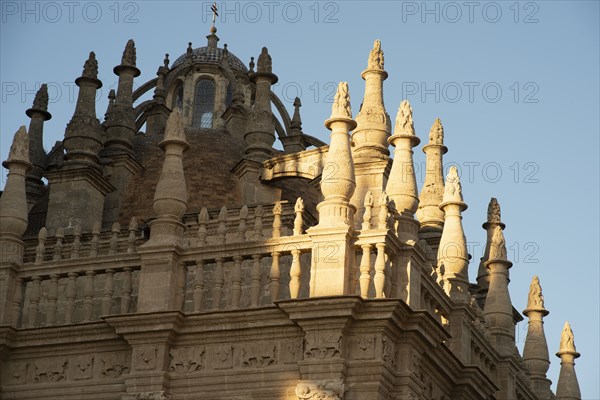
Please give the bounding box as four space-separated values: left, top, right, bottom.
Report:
211 2 219 26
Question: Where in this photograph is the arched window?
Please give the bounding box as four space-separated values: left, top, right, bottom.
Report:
172 83 183 111
192 79 215 128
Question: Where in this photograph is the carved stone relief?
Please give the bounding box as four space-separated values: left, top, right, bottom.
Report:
134 345 157 371
99 353 130 379
168 347 206 374
295 379 345 400
241 342 277 368
304 330 342 359
33 358 68 383
70 355 94 380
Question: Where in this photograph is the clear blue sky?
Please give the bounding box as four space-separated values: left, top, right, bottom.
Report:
1 1 598 397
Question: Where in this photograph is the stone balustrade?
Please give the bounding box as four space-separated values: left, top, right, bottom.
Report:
14 265 140 328
16 198 459 332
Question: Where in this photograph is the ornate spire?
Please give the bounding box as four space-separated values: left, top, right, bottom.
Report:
104 89 116 122
483 225 514 355
386 100 420 216
477 198 507 302
437 166 469 303
282 96 305 151
555 322 581 400
319 82 357 224
290 97 302 132
352 39 391 159
416 118 448 236
523 276 551 399
308 82 357 296
146 109 190 246
0 126 31 241
104 40 140 157
244 47 278 162
63 51 103 170
25 84 51 201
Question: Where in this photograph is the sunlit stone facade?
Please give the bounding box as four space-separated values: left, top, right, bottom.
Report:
0 28 581 400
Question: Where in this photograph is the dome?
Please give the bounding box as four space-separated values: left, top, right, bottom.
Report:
172 46 248 72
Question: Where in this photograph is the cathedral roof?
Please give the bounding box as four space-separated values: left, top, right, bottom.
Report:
171 45 248 72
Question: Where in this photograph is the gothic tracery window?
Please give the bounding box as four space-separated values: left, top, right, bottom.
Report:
193 79 215 128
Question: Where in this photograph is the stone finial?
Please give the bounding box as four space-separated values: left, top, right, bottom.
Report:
121 39 137 67
255 205 264 218
257 47 272 73
367 39 384 70
395 100 415 136
294 197 304 213
330 82 352 120
429 118 444 145
187 42 193 57
82 51 99 80
164 109 186 143
378 192 389 229
555 321 582 400
489 226 507 261
527 276 546 311
558 322 578 355
32 84 49 112
104 89 116 120
362 191 374 230
387 99 420 216
249 57 255 73
290 97 302 131
199 207 209 224
240 205 249 219
222 43 229 59
164 53 170 68
487 197 501 224
218 206 227 221
6 126 29 165
443 166 463 203
38 227 48 241
128 216 138 231
522 275 551 399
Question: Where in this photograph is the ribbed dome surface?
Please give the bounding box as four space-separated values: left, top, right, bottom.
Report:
172 46 248 72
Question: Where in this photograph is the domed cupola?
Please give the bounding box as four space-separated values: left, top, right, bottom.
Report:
171 40 248 73
164 26 251 131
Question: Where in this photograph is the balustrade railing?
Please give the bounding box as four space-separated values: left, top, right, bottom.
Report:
15 197 455 328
